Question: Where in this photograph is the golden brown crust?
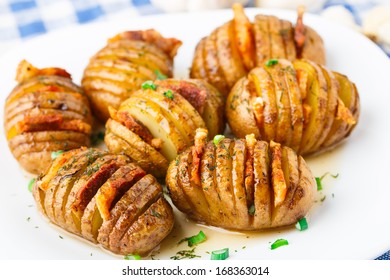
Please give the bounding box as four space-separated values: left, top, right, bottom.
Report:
33 148 174 256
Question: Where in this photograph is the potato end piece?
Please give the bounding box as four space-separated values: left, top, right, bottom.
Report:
16 60 71 83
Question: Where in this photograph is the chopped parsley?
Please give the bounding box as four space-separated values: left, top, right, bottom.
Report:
28 178 36 192
163 89 174 100
151 209 162 218
213 135 225 145
265 59 279 67
51 150 64 160
155 69 167 80
170 248 200 260
141 80 157 90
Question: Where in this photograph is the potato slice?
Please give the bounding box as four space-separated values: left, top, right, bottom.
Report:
118 197 174 256
216 21 247 89
203 30 230 95
268 16 286 59
226 77 261 139
105 119 168 178
300 26 326 65
280 20 296 61
190 38 208 80
120 97 188 161
231 139 250 229
279 59 304 151
264 61 293 146
253 15 271 65
311 66 339 151
293 59 328 154
248 67 278 141
322 72 357 148
252 141 272 229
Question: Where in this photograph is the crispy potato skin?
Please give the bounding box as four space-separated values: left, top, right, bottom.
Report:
190 5 326 96
226 59 360 156
4 60 92 175
166 133 316 231
32 148 174 256
81 29 182 122
104 78 224 178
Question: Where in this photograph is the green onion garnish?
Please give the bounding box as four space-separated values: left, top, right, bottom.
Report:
124 254 141 260
270 239 289 250
248 204 255 215
141 80 157 90
51 150 64 160
187 231 207 247
163 89 174 100
28 178 36 192
211 248 229 260
265 59 279 67
315 177 322 191
295 217 308 231
155 69 167 80
213 135 225 145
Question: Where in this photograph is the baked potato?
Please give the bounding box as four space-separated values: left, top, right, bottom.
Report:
190 4 326 96
82 29 182 122
32 147 174 256
4 60 92 175
226 59 359 155
105 78 225 178
166 129 316 231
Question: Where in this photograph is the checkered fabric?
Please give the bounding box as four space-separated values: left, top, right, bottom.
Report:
0 0 389 260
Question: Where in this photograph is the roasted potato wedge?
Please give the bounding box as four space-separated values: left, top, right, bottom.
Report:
82 29 182 122
226 59 360 156
32 147 174 256
104 79 224 178
190 4 326 96
4 60 92 175
166 130 316 231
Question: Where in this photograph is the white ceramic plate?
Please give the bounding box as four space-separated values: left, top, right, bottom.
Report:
1 8 389 260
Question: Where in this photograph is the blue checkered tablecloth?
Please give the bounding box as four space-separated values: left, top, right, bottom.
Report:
0 0 389 260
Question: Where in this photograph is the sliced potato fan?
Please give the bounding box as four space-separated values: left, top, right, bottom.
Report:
190 3 326 96
32 147 174 256
104 79 224 178
226 59 360 155
82 29 182 122
3 60 93 175
166 129 316 231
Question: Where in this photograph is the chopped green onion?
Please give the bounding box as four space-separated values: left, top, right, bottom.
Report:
248 204 255 215
295 217 308 231
163 89 174 100
213 135 225 145
187 231 207 247
124 254 141 260
315 177 322 191
265 59 278 67
51 150 64 160
141 80 157 90
155 69 167 80
28 178 36 192
270 239 289 250
211 248 229 260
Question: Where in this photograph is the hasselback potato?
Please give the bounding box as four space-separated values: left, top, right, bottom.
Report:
190 4 325 96
32 147 174 256
82 29 182 122
4 60 92 175
226 58 360 155
105 78 225 178
166 129 316 231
